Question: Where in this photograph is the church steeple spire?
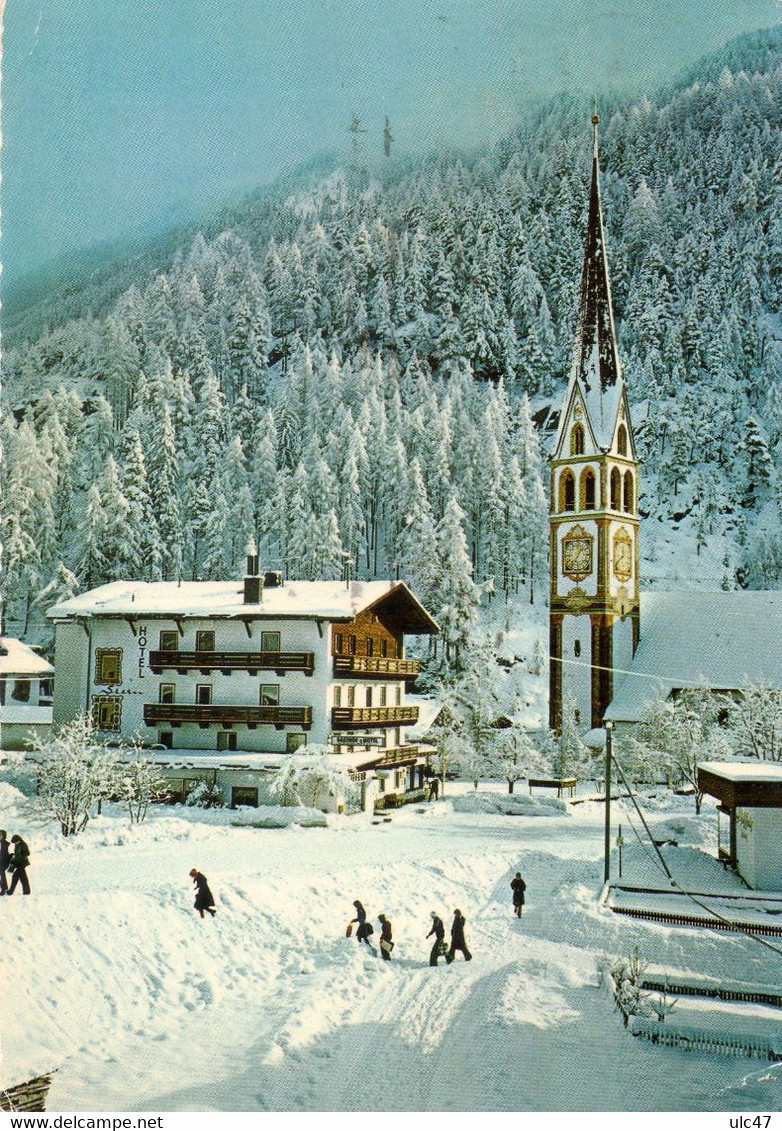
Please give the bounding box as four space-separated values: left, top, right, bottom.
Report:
572 114 621 394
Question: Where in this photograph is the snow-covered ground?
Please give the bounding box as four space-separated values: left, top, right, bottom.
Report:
2 781 780 1113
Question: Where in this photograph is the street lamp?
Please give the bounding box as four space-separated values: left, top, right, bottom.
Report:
604 719 613 883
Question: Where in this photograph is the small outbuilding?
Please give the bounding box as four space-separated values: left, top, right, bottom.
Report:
0 637 54 750
698 761 782 891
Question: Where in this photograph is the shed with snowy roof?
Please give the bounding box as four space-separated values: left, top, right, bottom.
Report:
697 761 782 891
0 637 54 750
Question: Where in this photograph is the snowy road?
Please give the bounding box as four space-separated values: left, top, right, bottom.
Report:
4 795 781 1111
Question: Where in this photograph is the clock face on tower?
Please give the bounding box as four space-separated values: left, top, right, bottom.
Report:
613 529 633 581
562 525 593 581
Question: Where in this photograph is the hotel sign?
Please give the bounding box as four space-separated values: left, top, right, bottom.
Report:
330 733 385 747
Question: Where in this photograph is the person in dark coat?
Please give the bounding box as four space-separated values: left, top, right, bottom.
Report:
350 900 372 944
378 914 394 960
447 909 472 962
189 868 216 918
0 830 10 895
427 911 451 966
511 871 526 918
8 835 31 896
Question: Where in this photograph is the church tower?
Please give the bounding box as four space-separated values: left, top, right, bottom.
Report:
549 116 640 733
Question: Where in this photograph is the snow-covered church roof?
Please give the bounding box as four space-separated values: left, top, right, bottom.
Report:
46 578 439 632
605 590 782 722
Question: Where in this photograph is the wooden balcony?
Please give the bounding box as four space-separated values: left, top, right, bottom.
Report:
331 705 419 729
333 656 421 679
148 650 315 676
143 703 312 730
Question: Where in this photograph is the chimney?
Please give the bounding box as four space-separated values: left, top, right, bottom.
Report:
243 537 262 604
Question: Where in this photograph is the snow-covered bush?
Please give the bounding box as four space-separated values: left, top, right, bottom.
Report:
118 756 168 824
33 714 118 837
609 940 649 1028
268 747 355 810
185 780 225 808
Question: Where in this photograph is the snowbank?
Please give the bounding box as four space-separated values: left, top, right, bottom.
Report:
451 790 567 817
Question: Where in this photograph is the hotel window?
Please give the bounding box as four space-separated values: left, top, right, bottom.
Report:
395 686 402 706
159 683 175 704
366 638 374 657
379 686 387 707
92 695 122 731
287 733 307 753
260 684 280 706
196 631 215 652
195 685 212 705
334 632 343 654
217 731 237 751
334 685 342 707
366 687 373 708
95 648 122 685
347 686 356 707
158 731 173 749
159 630 178 651
380 639 388 658
348 635 357 655
262 631 280 652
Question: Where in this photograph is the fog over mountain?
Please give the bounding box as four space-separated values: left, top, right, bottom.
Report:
4 0 779 293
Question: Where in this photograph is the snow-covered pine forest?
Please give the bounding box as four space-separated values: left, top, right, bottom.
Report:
2 29 780 645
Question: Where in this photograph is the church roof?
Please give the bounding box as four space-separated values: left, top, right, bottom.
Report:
604 590 782 722
553 117 626 453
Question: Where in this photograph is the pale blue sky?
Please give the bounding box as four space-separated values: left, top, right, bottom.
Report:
3 0 779 288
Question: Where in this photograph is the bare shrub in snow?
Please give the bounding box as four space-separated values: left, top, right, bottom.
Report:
33 714 118 837
116 740 168 824
609 940 649 1028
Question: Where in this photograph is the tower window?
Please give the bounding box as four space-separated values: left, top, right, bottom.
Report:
570 423 585 456
574 640 581 658
580 467 596 510
623 471 634 513
610 468 621 510
559 470 576 512
617 424 628 456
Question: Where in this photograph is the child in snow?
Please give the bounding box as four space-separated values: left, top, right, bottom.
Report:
8 835 31 896
427 911 451 966
189 869 217 918
378 914 394 960
447 909 472 962
350 900 373 944
511 871 526 918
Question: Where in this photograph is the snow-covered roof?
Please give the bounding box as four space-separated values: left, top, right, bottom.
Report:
605 590 782 722
0 637 54 677
698 761 782 784
46 578 438 632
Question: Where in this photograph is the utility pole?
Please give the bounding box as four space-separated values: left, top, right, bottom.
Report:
604 720 613 883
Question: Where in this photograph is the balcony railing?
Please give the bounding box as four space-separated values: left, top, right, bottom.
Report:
331 705 419 728
148 650 315 675
143 703 312 729
333 656 421 679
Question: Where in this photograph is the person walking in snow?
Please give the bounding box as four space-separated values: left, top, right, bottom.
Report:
189 868 216 918
447 909 472 962
378 914 394 960
349 900 373 945
427 911 451 966
7 835 31 896
0 830 10 895
511 871 526 918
